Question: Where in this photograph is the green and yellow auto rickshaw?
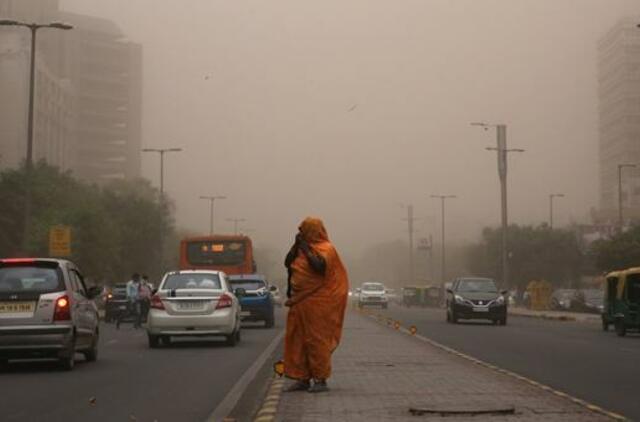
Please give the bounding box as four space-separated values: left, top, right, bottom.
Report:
602 268 640 336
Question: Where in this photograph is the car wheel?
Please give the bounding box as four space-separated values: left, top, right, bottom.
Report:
265 314 275 328
161 336 171 346
83 331 99 362
602 319 609 332
615 320 626 337
148 334 160 348
225 330 238 347
451 311 458 324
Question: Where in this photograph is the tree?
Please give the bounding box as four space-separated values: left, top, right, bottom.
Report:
592 225 640 272
466 224 583 289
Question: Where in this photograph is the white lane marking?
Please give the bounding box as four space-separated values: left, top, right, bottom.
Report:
205 329 285 422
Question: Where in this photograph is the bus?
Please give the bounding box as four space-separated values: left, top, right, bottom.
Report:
179 235 256 275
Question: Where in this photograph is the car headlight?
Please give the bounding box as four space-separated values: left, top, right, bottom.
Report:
454 295 465 304
495 295 505 305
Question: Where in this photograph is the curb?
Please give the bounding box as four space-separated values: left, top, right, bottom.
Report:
358 308 626 421
509 310 577 321
252 377 285 422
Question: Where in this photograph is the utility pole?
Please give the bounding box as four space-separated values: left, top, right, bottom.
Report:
0 20 73 253
402 205 417 285
431 195 456 283
618 164 636 229
226 218 247 235
549 193 565 229
199 195 226 235
472 123 524 288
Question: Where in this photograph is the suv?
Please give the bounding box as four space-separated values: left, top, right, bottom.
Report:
446 277 507 325
228 275 275 328
104 283 128 323
0 258 101 370
358 282 388 309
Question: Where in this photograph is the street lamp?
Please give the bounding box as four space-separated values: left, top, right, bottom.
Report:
471 122 524 288
0 19 73 253
618 164 636 228
199 195 226 235
141 148 182 196
430 195 456 283
399 203 418 285
549 193 565 229
226 218 247 235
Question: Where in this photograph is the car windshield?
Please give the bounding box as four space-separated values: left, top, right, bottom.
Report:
229 279 266 291
362 284 384 291
162 274 222 290
457 279 497 293
0 266 63 293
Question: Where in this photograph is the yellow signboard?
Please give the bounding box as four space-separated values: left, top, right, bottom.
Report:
49 225 71 257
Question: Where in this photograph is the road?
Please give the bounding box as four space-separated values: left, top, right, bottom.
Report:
379 305 640 420
0 310 284 422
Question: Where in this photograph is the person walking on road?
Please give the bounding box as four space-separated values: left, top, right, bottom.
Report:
117 273 142 329
283 217 349 393
139 275 153 323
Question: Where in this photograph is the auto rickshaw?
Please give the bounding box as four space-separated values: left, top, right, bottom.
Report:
602 268 640 336
402 286 422 307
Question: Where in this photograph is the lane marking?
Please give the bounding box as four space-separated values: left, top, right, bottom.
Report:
205 329 285 422
364 312 627 421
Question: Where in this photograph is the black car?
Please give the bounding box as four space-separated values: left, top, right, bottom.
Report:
104 283 128 322
446 277 507 325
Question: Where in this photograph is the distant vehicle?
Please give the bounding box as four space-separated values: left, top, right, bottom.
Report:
580 289 604 314
357 282 388 309
0 258 101 370
146 270 242 347
104 283 128 323
446 277 507 325
227 275 275 328
179 235 256 275
550 289 581 311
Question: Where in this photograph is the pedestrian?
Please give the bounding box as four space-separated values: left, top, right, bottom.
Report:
283 217 349 393
139 275 153 323
117 273 142 329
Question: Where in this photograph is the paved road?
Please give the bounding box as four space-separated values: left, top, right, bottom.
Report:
1 310 284 422
379 305 640 420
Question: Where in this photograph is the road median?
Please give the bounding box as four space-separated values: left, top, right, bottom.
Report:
509 307 601 322
266 309 622 421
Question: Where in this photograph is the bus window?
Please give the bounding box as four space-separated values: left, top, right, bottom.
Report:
186 240 246 266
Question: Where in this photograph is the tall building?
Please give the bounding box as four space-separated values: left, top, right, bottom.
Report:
598 18 640 221
0 0 141 182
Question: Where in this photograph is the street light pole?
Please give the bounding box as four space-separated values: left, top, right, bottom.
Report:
618 164 636 228
199 195 226 235
141 148 182 197
549 193 565 229
472 122 524 288
0 20 73 253
226 218 247 235
431 195 456 283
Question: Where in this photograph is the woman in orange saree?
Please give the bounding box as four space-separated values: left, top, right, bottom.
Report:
283 217 349 393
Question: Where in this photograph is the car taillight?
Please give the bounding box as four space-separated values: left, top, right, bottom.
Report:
107 293 113 300
150 295 165 310
53 295 71 321
215 293 232 310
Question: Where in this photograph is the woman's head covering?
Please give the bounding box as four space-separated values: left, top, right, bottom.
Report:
299 217 329 243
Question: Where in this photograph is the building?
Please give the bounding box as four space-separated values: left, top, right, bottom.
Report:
0 0 141 182
598 18 640 222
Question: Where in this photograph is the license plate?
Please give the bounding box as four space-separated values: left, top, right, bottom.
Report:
240 311 251 317
178 302 203 310
473 307 489 312
0 301 36 314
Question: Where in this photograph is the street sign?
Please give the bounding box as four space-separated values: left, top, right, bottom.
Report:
49 225 71 257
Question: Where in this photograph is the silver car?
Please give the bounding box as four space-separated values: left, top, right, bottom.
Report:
147 270 242 348
0 258 100 370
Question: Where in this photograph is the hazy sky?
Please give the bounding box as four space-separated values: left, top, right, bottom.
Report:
60 0 640 258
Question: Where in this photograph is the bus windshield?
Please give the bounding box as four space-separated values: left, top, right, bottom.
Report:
186 240 246 266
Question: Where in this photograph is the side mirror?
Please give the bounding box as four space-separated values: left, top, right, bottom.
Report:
446 289 453 294
269 285 277 292
234 287 247 298
87 286 102 300
501 290 508 295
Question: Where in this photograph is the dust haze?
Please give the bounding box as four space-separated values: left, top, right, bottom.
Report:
59 0 640 283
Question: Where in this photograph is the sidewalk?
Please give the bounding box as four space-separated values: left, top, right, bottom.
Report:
509 307 601 323
270 311 617 421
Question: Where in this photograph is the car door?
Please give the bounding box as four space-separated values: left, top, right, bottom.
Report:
68 267 92 345
74 269 98 333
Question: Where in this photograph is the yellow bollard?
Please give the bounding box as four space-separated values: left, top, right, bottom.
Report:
409 325 417 335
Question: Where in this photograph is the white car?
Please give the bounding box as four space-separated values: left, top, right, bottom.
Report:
358 282 389 309
146 270 242 348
